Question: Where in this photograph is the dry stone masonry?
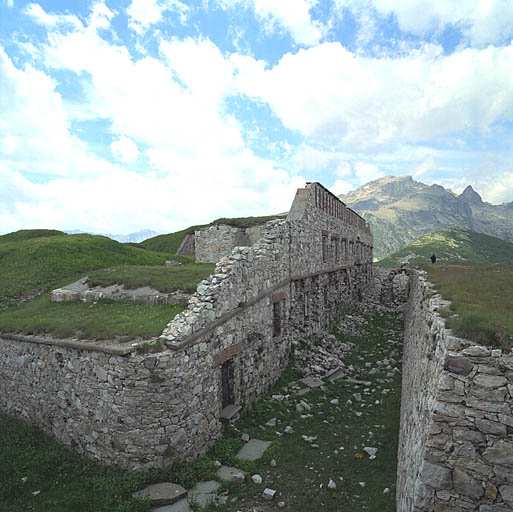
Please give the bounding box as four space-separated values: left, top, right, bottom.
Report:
398 270 513 511
0 182 373 468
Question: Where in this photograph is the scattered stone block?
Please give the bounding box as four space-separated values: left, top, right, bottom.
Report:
300 376 324 388
188 481 221 509
216 466 245 482
262 488 277 500
153 499 192 512
251 474 263 484
237 439 272 461
133 482 187 507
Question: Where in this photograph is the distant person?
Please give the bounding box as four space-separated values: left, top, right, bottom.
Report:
431 253 436 264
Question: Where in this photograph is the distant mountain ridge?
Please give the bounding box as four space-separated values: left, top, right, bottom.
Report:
378 228 513 268
65 229 159 243
338 176 513 259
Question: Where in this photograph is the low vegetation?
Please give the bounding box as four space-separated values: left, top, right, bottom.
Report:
0 232 175 307
423 263 513 348
211 215 284 229
378 228 513 268
0 296 185 340
88 263 215 294
1 312 403 511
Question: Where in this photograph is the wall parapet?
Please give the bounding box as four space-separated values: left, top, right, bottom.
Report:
398 269 513 511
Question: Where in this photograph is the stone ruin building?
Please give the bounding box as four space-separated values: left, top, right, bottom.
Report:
2 181 513 511
0 182 373 468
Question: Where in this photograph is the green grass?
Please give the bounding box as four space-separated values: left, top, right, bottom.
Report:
378 228 513 268
423 263 513 348
0 295 185 340
0 412 220 512
0 312 403 511
87 263 215 294
0 229 66 243
215 312 403 511
0 233 177 308
139 225 207 254
211 215 284 229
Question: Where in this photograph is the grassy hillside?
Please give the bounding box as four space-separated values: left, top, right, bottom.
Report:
139 224 206 254
424 264 513 348
139 215 284 254
0 229 66 243
0 233 177 307
378 228 513 268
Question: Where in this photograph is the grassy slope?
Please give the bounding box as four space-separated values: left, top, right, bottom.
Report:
0 229 66 242
0 233 177 306
423 263 513 348
139 215 284 254
0 297 185 340
378 228 513 268
88 263 215 294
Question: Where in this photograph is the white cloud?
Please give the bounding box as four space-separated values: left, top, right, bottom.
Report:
353 161 384 184
0 45 114 178
334 0 513 47
0 5 306 235
127 0 189 34
234 42 513 150
111 136 140 163
24 2 82 29
216 0 326 46
253 0 326 46
6 0 14 7
330 178 354 196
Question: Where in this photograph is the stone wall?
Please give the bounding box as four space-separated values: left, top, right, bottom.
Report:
195 224 268 263
398 270 513 511
0 182 373 469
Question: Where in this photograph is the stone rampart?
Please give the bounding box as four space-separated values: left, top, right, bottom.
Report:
398 270 513 511
0 182 373 468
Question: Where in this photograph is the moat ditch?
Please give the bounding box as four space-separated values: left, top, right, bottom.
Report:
0 309 404 512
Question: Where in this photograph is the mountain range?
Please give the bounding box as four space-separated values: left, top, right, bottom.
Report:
64 229 159 244
338 176 513 259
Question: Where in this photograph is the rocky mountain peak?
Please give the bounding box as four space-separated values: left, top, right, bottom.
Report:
459 185 483 205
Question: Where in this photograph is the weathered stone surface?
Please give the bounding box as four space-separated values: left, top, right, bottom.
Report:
216 466 245 482
473 374 508 389
236 439 272 461
453 468 484 499
475 418 507 436
453 428 485 444
462 346 491 357
419 462 453 490
188 481 221 509
444 356 473 376
153 499 192 512
132 483 187 507
413 479 435 510
499 485 513 508
299 376 324 388
483 441 513 466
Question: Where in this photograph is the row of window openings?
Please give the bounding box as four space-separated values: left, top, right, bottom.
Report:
322 237 366 263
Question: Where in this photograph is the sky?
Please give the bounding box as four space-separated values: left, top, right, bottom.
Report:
1 0 513 236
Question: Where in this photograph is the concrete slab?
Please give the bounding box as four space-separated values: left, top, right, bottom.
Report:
152 499 192 512
189 480 221 509
216 465 245 482
237 439 272 461
133 482 187 507
300 376 324 388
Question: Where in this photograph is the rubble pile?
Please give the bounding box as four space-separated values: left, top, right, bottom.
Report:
293 332 355 378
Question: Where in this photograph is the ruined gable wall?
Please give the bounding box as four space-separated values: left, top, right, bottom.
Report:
398 270 513 511
195 224 268 263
